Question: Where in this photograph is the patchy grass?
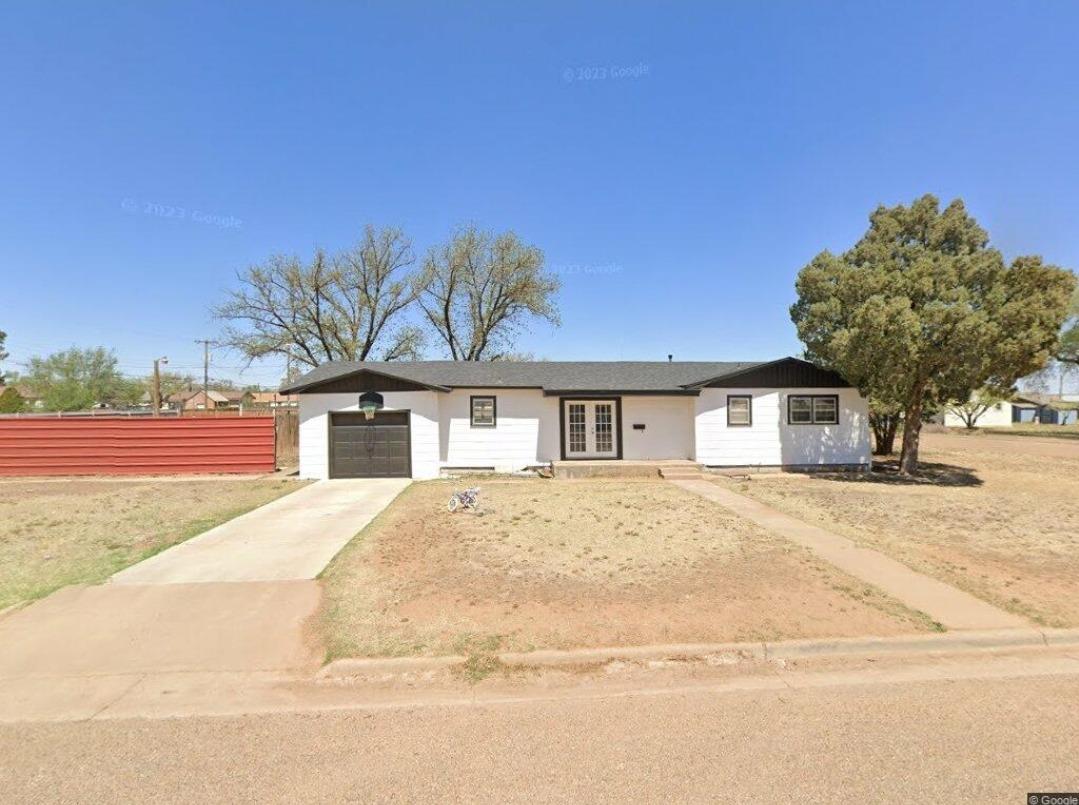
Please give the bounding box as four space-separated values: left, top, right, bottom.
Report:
731 443 1079 628
0 478 307 609
319 478 936 659
981 424 1079 440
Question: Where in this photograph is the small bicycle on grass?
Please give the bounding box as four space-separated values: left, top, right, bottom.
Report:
447 486 481 513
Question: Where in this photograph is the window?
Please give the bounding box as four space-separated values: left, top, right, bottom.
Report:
788 394 839 425
727 395 752 426
470 395 497 427
789 396 813 424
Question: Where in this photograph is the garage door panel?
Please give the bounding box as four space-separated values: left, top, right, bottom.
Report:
329 413 411 478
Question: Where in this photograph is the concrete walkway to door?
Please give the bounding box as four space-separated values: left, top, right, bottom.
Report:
674 479 1028 631
112 478 410 584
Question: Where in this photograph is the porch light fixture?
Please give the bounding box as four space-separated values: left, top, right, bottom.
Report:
358 391 384 420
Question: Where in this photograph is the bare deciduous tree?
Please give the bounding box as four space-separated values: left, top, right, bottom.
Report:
944 389 1009 429
418 226 560 360
215 226 424 368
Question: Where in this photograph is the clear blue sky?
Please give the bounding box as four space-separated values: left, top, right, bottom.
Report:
2 1 1077 387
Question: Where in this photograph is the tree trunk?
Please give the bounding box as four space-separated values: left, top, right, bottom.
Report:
898 393 925 475
870 413 899 455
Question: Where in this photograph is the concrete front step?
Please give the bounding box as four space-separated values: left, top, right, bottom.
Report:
658 464 705 481
552 460 702 480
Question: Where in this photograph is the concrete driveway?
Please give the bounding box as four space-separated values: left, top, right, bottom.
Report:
0 478 410 721
111 478 410 584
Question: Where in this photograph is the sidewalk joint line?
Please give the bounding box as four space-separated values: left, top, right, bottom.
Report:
86 673 147 721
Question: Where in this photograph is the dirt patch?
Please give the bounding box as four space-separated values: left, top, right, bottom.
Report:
922 430 1079 459
731 443 1079 627
0 478 307 609
320 479 935 659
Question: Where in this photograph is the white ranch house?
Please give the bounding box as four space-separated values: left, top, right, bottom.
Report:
281 357 871 479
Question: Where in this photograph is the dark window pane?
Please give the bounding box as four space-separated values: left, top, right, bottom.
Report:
813 397 838 424
728 397 751 425
790 396 813 423
471 397 496 426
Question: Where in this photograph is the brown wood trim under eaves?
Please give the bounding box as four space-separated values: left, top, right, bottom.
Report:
691 357 853 389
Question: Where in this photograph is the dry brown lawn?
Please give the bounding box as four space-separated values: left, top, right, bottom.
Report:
320 478 936 659
982 424 1079 441
0 477 306 609
732 440 1079 627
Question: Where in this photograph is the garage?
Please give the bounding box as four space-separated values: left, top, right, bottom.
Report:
329 411 411 478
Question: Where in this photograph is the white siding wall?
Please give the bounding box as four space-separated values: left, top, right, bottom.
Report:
695 388 870 467
439 389 560 472
298 391 441 480
620 396 696 459
299 386 871 478
943 401 1014 428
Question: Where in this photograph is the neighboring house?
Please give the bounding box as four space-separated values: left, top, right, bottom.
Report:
157 388 294 412
0 383 43 410
222 390 253 408
942 396 1015 428
168 389 233 411
1011 393 1078 425
280 357 871 480
246 391 298 409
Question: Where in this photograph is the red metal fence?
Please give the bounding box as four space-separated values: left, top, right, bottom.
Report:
0 416 277 476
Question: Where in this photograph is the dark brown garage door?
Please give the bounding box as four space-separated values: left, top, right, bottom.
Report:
329 411 411 478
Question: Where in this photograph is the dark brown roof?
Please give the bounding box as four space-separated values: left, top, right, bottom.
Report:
280 357 851 394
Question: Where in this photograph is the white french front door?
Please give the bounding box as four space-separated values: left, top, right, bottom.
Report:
563 400 619 458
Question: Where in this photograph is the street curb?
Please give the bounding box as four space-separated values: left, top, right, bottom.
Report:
318 627 1079 678
319 655 466 677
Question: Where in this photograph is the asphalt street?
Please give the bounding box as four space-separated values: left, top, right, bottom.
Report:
3 671 1076 803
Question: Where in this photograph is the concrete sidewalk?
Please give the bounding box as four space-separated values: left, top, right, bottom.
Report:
0 581 323 721
0 582 322 678
111 478 410 584
675 479 1028 631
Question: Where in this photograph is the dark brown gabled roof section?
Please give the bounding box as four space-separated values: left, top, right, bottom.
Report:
282 366 452 394
682 357 853 389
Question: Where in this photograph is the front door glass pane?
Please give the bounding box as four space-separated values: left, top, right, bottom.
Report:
568 403 586 452
594 403 613 453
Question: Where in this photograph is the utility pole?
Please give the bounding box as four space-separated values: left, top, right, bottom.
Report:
195 339 213 401
152 356 168 417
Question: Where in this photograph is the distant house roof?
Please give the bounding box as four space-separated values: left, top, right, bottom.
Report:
280 357 852 395
167 389 231 404
1013 393 1079 411
0 383 38 399
247 391 297 404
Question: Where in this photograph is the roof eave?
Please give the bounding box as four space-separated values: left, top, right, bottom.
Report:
680 358 786 389
681 356 851 389
280 366 452 395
